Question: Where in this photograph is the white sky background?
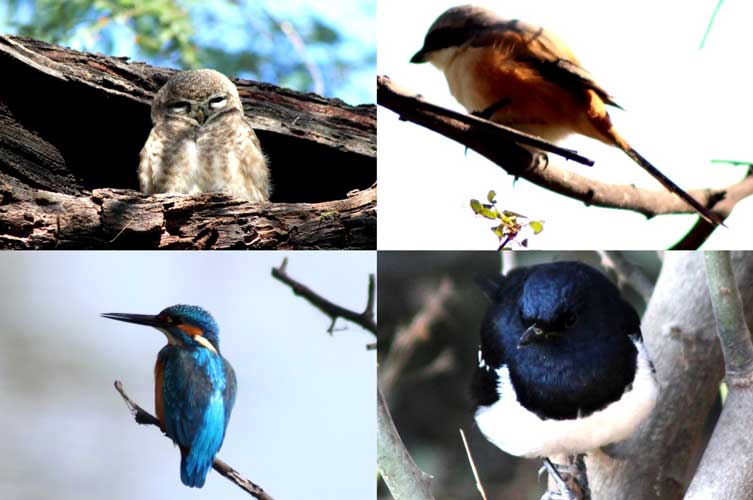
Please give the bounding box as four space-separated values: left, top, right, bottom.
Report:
0 252 375 500
378 0 753 249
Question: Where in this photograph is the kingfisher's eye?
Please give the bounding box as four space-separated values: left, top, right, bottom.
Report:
208 96 227 109
168 101 190 114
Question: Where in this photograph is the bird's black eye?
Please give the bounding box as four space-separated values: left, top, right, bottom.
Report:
563 312 576 328
208 95 227 109
158 313 174 324
519 311 533 328
168 101 190 114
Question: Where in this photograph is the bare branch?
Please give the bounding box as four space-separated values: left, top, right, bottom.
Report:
684 252 753 499
377 386 436 500
113 381 275 500
379 278 454 394
589 252 753 499
271 257 376 335
703 252 753 384
598 251 655 302
378 75 593 165
378 76 752 227
671 168 753 249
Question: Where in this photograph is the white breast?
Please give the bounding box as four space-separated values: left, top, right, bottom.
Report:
475 338 659 458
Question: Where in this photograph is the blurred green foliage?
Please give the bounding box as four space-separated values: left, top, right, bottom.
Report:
2 0 375 103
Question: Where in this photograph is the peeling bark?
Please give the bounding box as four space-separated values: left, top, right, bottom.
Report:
0 35 376 249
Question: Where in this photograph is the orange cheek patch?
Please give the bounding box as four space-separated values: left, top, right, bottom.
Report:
177 324 203 337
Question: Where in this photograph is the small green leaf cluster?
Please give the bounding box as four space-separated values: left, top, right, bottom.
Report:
469 190 544 250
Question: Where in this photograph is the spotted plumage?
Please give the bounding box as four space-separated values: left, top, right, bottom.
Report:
139 69 270 201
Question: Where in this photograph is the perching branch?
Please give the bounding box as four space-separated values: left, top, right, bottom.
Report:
378 76 753 238
0 35 376 249
377 387 436 500
113 381 275 500
378 75 593 166
271 257 376 336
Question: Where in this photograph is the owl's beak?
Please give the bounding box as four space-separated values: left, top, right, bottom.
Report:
189 105 207 125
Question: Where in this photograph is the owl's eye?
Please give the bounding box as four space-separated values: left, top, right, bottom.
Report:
208 96 227 109
168 101 190 114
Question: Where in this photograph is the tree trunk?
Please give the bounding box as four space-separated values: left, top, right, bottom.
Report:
0 35 375 249
589 252 753 499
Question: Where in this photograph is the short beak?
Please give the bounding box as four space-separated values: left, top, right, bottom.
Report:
517 324 545 349
189 105 207 125
410 48 427 64
101 312 165 328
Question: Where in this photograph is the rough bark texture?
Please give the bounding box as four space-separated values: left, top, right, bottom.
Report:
0 35 376 249
588 252 753 500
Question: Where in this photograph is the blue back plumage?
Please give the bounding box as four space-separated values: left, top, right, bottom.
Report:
104 303 237 489
158 344 237 487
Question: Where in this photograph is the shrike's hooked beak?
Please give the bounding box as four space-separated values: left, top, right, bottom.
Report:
410 48 429 64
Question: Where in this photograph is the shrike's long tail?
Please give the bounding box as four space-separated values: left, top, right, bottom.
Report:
606 129 723 226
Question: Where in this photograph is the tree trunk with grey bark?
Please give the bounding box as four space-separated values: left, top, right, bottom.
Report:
589 252 753 500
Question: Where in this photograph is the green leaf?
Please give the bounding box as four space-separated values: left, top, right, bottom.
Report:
470 199 482 214
480 207 497 220
499 214 516 226
486 190 496 203
492 225 504 239
529 221 544 234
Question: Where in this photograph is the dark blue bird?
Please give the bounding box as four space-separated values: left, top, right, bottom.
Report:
102 304 237 488
472 261 658 461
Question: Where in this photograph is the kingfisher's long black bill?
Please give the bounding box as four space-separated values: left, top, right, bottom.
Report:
101 312 164 328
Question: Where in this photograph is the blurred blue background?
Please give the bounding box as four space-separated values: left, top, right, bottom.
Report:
0 0 375 104
0 251 376 499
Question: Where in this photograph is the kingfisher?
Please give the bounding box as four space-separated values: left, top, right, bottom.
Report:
102 304 237 488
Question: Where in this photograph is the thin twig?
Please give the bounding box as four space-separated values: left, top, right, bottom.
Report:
271 257 376 335
460 429 488 500
274 17 325 95
379 278 454 394
114 381 275 500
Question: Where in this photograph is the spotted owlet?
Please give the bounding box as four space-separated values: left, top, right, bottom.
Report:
139 69 270 202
